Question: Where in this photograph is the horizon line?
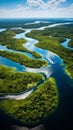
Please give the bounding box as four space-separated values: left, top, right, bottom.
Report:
0 17 73 19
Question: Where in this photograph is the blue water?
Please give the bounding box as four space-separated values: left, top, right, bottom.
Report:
61 38 73 50
0 18 73 129
0 56 26 71
0 28 6 32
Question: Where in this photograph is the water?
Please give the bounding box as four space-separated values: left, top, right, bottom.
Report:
0 18 73 129
61 38 73 50
0 28 6 32
0 56 26 72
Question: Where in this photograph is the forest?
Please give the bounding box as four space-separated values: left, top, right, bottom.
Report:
26 24 73 78
0 29 42 58
0 77 58 125
0 20 51 29
0 65 44 94
0 51 47 68
0 21 72 125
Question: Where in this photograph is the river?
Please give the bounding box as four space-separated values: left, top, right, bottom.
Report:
0 21 73 129
0 22 69 100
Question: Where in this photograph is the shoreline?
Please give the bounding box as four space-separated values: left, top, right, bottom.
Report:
65 68 73 79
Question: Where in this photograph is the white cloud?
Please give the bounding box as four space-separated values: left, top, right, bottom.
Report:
0 1 73 18
27 0 44 8
27 0 67 9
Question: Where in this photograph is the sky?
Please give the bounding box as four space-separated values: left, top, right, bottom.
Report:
0 0 73 18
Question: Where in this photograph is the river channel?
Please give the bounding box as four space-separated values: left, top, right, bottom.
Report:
0 21 73 128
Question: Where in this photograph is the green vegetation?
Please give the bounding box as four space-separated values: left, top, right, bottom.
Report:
0 65 44 94
31 51 42 58
0 78 58 124
0 51 47 68
68 37 73 48
23 22 51 29
0 29 42 58
0 21 51 29
26 24 73 78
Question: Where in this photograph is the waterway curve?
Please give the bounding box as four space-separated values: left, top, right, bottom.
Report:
0 22 72 100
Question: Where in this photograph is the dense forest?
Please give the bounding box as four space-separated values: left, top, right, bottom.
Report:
26 24 73 78
0 29 42 58
0 65 44 94
0 20 51 29
0 51 47 68
0 21 73 126
0 77 58 125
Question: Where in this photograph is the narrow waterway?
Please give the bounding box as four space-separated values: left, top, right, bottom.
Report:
0 21 73 129
0 23 66 100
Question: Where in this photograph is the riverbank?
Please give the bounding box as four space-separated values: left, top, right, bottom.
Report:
0 19 73 129
26 24 73 78
0 78 58 125
0 29 42 58
0 65 44 94
65 69 72 79
0 51 47 68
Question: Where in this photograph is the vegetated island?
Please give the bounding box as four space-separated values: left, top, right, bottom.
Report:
26 24 73 78
0 29 42 58
0 77 58 125
0 51 47 68
0 65 44 94
0 22 59 125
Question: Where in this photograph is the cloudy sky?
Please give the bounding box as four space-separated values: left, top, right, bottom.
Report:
0 0 73 18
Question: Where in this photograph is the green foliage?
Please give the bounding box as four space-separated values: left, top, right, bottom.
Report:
0 22 51 29
0 65 44 94
0 29 42 58
26 24 73 78
0 51 47 68
68 37 73 48
23 22 51 29
0 78 58 124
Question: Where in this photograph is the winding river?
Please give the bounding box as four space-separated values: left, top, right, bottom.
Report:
0 21 73 128
0 22 73 100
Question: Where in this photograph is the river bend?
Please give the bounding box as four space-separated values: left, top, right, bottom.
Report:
0 22 73 100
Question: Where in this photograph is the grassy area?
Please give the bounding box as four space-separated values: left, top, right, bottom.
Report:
0 51 47 68
0 29 42 58
0 78 58 125
0 65 44 94
26 24 73 78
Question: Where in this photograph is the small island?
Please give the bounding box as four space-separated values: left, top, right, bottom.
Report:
0 65 44 94
0 51 47 68
0 18 73 128
0 29 42 58
0 77 58 125
26 24 73 78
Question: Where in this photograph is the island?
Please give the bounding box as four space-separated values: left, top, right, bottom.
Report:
0 77 58 125
26 24 73 78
